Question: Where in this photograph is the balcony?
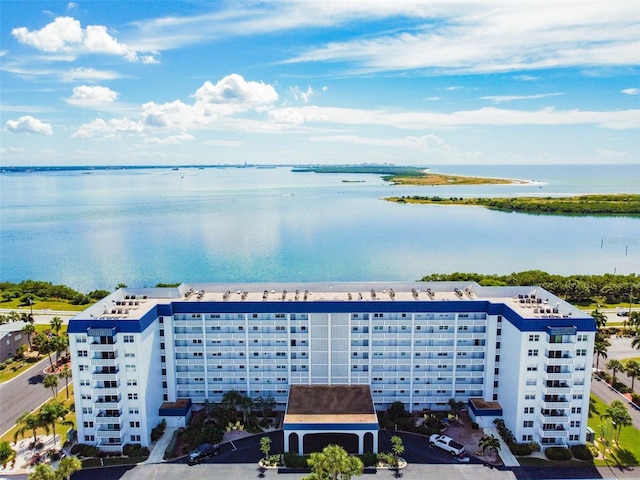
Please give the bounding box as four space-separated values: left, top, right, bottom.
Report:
543 371 573 381
541 398 570 410
543 385 571 395
94 400 122 410
92 372 119 381
90 343 117 352
538 412 569 424
91 358 118 367
93 387 119 396
544 357 573 366
537 426 569 439
96 429 124 439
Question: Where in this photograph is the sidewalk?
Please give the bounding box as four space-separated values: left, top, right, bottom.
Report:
143 427 177 464
482 426 519 467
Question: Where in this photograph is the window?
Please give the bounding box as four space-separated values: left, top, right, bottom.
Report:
526 379 537 386
571 407 582 414
76 335 87 343
78 350 88 357
573 394 583 400
80 380 90 386
128 393 138 400
522 435 532 442
192 339 202 344
127 379 138 387
82 407 92 415
84 435 95 442
125 352 135 358
529 334 539 341
78 365 87 371
570 421 581 428
126 364 136 372
193 352 203 357
524 407 534 414
525 394 536 400
123 335 134 343
523 421 534 428
130 421 140 428
83 421 94 428
129 408 139 415
576 349 587 356
130 435 141 442
527 349 538 357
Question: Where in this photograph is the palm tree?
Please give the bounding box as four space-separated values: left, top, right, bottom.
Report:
626 360 640 391
601 400 633 443
479 434 501 457
51 335 68 366
28 463 56 480
607 359 624 386
591 309 608 330
59 365 72 400
56 455 82 480
448 398 464 419
38 402 71 448
43 375 59 398
631 326 640 350
33 333 55 371
49 316 63 335
593 340 609 371
14 412 46 445
22 322 36 350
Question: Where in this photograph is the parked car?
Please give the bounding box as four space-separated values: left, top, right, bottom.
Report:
429 434 465 456
187 443 220 464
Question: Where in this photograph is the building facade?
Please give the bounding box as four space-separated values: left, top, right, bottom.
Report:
68 282 595 451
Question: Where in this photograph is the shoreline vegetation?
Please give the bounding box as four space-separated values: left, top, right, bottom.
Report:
292 165 520 186
385 194 640 216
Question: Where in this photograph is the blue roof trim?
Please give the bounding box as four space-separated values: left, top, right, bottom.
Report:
284 423 379 431
69 300 596 333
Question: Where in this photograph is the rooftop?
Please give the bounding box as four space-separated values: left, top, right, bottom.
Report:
284 385 378 425
74 281 592 322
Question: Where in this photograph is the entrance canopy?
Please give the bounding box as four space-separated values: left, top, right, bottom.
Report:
283 385 379 454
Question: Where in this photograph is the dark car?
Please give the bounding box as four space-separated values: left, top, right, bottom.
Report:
187 443 219 464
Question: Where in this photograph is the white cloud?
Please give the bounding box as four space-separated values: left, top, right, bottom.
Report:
66 85 119 106
291 86 320 103
60 67 124 82
75 74 278 138
194 74 278 108
284 2 640 74
6 115 53 135
622 88 639 95
481 93 563 103
268 105 640 130
12 16 158 63
143 133 195 145
72 117 140 138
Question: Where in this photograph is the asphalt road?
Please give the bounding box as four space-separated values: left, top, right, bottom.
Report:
0 357 59 436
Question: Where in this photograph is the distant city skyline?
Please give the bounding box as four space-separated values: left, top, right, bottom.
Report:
1 1 639 166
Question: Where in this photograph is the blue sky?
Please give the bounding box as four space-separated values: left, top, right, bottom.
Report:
1 0 639 166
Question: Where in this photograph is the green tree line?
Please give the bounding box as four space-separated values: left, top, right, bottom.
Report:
420 270 638 304
0 280 110 306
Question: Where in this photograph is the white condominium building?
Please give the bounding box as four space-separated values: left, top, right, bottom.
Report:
68 282 595 452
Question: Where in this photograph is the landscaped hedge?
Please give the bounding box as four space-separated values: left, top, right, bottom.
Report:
283 453 309 468
570 444 593 461
509 442 535 456
544 447 572 461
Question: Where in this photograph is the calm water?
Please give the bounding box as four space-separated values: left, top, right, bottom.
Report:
1 164 638 292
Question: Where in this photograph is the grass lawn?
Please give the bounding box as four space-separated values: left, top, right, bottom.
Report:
588 394 640 467
0 355 44 383
1 300 87 311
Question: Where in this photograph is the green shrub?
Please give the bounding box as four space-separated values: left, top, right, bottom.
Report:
359 452 377 467
0 363 6 370
151 419 167 442
509 442 534 456
545 447 572 461
570 444 593 461
283 453 309 468
123 443 141 456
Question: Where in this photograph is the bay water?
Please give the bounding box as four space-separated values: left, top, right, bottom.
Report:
1 164 638 292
